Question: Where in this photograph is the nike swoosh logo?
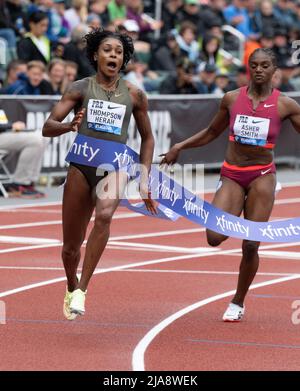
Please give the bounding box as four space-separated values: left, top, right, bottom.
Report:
252 120 264 124
264 104 274 108
114 93 123 97
261 168 271 175
108 105 119 110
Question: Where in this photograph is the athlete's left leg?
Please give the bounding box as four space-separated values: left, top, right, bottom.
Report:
78 171 129 292
231 173 276 307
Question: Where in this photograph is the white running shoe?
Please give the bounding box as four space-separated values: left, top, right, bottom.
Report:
70 288 86 315
222 302 245 322
63 289 78 321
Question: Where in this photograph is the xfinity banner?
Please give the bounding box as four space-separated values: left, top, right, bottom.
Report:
0 95 300 172
66 133 300 243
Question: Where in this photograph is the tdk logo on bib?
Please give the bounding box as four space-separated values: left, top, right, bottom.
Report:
233 114 270 146
87 99 126 135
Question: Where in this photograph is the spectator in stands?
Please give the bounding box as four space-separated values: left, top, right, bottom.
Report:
64 0 88 32
230 65 249 89
215 72 234 93
65 60 78 83
121 19 152 65
177 0 204 36
62 23 95 79
273 0 297 30
1 59 27 89
293 1 300 32
245 0 260 36
108 0 127 26
17 11 52 64
150 31 182 72
0 108 45 198
47 58 67 94
252 0 280 34
198 34 232 74
259 28 275 49
243 36 261 66
52 0 72 43
196 63 219 94
175 21 199 64
0 0 17 58
224 0 254 38
126 0 163 41
27 0 63 43
161 0 183 36
201 0 226 32
120 20 158 92
89 0 110 27
159 58 198 94
277 60 297 92
86 13 102 30
273 26 292 66
5 0 27 38
0 60 53 95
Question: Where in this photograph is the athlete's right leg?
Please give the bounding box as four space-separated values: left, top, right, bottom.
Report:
206 177 246 247
62 166 95 292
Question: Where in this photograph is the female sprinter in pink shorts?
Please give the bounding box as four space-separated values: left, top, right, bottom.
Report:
160 48 300 321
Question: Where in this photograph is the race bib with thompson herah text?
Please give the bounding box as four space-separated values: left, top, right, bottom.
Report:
87 99 126 135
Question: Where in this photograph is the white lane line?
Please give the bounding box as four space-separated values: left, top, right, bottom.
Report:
0 265 296 278
0 266 66 271
0 243 62 254
0 235 60 245
108 241 219 254
0 201 61 211
227 249 300 260
259 250 300 259
2 238 300 256
2 241 300 297
281 181 300 188
275 198 300 205
132 274 300 371
106 245 174 253
121 269 296 277
0 213 141 231
110 228 205 241
5 209 62 214
0 220 62 230
0 251 241 298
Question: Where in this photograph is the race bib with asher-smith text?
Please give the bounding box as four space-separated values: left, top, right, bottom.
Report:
233 114 270 147
87 99 126 135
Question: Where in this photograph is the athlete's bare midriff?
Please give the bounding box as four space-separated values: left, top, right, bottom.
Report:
225 141 274 166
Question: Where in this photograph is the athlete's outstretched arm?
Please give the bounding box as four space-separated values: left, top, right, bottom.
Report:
160 92 232 165
42 80 87 137
129 84 156 214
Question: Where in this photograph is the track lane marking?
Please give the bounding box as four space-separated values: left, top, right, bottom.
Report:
132 274 300 371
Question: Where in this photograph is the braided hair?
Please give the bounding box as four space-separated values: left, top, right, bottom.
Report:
85 28 134 71
249 48 277 67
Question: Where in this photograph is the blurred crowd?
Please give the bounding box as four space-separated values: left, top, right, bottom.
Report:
1 0 300 198
1 0 300 96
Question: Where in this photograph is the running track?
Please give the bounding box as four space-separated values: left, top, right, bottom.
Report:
0 185 300 371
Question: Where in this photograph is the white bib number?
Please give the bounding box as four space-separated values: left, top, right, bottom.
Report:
87 99 126 135
233 114 270 146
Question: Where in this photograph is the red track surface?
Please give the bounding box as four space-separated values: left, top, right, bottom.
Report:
0 186 300 371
